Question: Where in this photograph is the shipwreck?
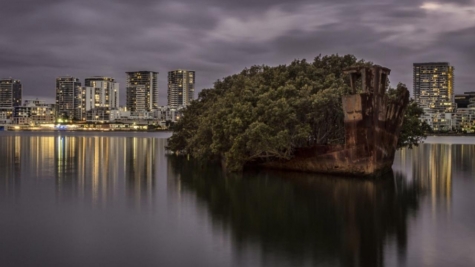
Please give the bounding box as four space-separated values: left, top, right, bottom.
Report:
263 65 410 177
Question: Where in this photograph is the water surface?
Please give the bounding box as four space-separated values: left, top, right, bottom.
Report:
0 132 474 267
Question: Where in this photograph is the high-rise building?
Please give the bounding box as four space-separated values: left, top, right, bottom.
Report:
56 76 82 120
413 62 454 113
126 85 147 112
80 76 119 119
168 69 195 107
126 71 158 112
0 78 22 108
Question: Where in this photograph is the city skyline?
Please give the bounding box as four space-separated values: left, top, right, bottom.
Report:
2 0 475 105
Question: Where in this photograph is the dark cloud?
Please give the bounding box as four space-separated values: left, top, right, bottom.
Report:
445 0 475 5
428 26 475 91
0 0 475 104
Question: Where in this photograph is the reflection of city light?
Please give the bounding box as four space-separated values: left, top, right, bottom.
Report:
396 144 453 213
1 135 163 208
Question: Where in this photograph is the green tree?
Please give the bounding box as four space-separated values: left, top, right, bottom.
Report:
397 100 430 149
387 83 430 149
167 55 427 171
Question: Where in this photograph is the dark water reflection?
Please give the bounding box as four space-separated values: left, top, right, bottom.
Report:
168 158 420 267
1 133 474 267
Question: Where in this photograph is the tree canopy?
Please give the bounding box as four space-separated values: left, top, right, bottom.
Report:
167 54 427 171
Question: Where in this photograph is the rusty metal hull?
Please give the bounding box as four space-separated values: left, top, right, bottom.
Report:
263 66 410 177
262 145 395 177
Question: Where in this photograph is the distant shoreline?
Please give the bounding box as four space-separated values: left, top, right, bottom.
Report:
427 133 475 137
2 129 473 136
0 129 173 133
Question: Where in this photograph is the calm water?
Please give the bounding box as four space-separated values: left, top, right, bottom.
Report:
0 132 474 267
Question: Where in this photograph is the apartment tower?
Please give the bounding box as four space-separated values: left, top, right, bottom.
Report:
80 77 119 119
413 62 454 113
56 76 82 120
0 78 22 108
168 70 195 107
126 71 158 112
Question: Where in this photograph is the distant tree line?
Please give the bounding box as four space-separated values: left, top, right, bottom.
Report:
167 54 429 171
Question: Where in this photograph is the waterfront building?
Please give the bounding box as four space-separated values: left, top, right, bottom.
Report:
0 78 22 108
452 109 475 132
85 107 121 123
80 76 119 119
454 92 475 109
0 108 13 122
421 112 454 132
113 111 155 126
13 99 55 125
413 62 454 113
155 105 183 122
450 92 475 132
56 76 82 120
126 71 158 112
168 70 195 107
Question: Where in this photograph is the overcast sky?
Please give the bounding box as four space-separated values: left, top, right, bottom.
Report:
1 0 475 105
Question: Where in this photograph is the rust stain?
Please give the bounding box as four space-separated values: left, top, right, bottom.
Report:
263 65 410 177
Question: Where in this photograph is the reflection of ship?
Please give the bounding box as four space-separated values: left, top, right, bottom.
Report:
168 156 421 267
264 66 409 177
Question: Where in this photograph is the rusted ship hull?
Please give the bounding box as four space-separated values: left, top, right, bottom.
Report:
263 65 409 177
262 145 395 177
